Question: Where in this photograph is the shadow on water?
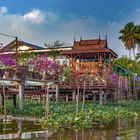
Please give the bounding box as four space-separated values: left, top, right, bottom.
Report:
0 118 140 140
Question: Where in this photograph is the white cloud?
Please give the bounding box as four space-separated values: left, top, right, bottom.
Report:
24 9 46 24
23 9 58 24
45 11 58 23
108 21 117 27
0 6 8 15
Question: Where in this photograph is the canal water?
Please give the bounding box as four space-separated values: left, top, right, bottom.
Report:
0 118 140 140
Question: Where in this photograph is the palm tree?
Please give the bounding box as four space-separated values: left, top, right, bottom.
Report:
119 22 140 59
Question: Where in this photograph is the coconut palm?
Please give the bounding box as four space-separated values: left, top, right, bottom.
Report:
119 22 140 59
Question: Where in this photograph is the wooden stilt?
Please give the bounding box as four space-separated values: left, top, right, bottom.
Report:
0 94 3 107
72 90 76 102
19 82 24 110
82 81 86 111
93 92 96 102
45 86 49 118
76 86 80 115
104 92 107 105
55 84 59 103
99 89 103 105
13 94 17 108
66 94 69 102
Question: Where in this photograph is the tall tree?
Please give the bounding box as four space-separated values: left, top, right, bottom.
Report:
119 22 140 59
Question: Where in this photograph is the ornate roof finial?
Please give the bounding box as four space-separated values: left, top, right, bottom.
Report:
80 36 82 41
98 34 101 44
105 34 108 40
74 36 76 43
105 34 108 48
99 34 101 40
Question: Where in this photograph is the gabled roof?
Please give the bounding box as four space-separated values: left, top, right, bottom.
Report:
0 39 44 52
73 39 107 50
61 38 118 58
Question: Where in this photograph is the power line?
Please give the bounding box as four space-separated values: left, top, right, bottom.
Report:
0 32 17 39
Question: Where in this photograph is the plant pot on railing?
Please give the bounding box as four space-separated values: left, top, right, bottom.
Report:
13 66 28 80
3 69 15 79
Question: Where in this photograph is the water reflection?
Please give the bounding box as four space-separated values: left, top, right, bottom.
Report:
0 118 140 140
0 118 51 140
48 119 140 140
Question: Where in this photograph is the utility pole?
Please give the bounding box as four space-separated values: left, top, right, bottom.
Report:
0 33 24 110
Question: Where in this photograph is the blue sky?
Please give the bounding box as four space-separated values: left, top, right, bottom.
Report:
0 0 140 56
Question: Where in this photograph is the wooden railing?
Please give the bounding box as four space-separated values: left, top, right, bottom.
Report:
71 62 102 73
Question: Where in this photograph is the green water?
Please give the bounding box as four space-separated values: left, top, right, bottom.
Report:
0 118 140 140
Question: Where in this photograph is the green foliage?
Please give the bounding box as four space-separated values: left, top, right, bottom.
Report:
2 100 140 131
114 56 140 76
119 22 140 51
61 66 72 83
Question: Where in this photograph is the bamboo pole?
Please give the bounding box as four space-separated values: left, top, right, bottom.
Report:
55 84 59 103
82 81 86 111
0 94 3 107
99 89 103 105
76 86 80 115
45 85 49 118
3 85 6 120
19 82 24 110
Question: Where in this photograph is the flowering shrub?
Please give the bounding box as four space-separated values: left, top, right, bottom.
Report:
109 73 119 85
28 53 63 80
0 54 16 69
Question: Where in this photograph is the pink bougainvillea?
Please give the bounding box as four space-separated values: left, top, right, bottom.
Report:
28 53 63 80
0 54 16 68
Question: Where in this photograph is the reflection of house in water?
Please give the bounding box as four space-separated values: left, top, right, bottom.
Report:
0 119 52 139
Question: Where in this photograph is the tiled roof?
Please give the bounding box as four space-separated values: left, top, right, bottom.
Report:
73 39 107 50
61 38 118 58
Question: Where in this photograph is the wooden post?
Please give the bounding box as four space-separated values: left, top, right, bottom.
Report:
99 89 103 105
82 81 86 111
3 85 6 119
76 86 80 115
18 120 23 138
72 90 76 102
104 92 107 105
93 92 96 102
55 84 59 103
66 94 69 102
45 86 49 118
19 81 24 110
0 94 3 107
13 94 17 108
